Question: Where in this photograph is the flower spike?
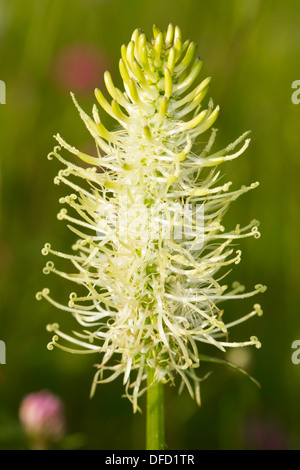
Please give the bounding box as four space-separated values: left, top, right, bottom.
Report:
38 24 265 412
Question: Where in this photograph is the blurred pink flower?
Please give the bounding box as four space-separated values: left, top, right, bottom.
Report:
19 390 66 446
53 43 108 93
243 414 288 450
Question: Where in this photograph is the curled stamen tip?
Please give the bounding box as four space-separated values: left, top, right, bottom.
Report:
68 292 77 307
47 151 55 161
82 238 93 246
250 336 262 349
252 226 261 239
35 291 43 301
57 208 67 220
43 261 54 275
255 284 267 293
47 335 58 351
232 281 244 291
254 304 263 316
251 219 260 226
214 319 225 330
41 243 51 255
36 288 50 301
235 250 242 264
46 323 59 332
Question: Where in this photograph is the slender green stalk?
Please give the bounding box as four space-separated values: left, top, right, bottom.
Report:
146 367 165 450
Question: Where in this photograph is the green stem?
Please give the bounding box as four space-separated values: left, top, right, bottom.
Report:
146 367 165 450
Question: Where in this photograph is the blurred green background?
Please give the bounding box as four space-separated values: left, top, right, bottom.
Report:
0 0 299 450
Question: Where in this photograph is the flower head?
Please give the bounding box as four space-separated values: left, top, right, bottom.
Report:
37 24 265 412
53 43 107 93
19 390 66 444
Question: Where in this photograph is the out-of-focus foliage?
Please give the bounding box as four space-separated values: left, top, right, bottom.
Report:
0 0 299 449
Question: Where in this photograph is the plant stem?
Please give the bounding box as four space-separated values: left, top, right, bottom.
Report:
146 367 165 450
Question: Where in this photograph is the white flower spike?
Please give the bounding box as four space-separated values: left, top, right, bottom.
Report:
37 24 266 412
